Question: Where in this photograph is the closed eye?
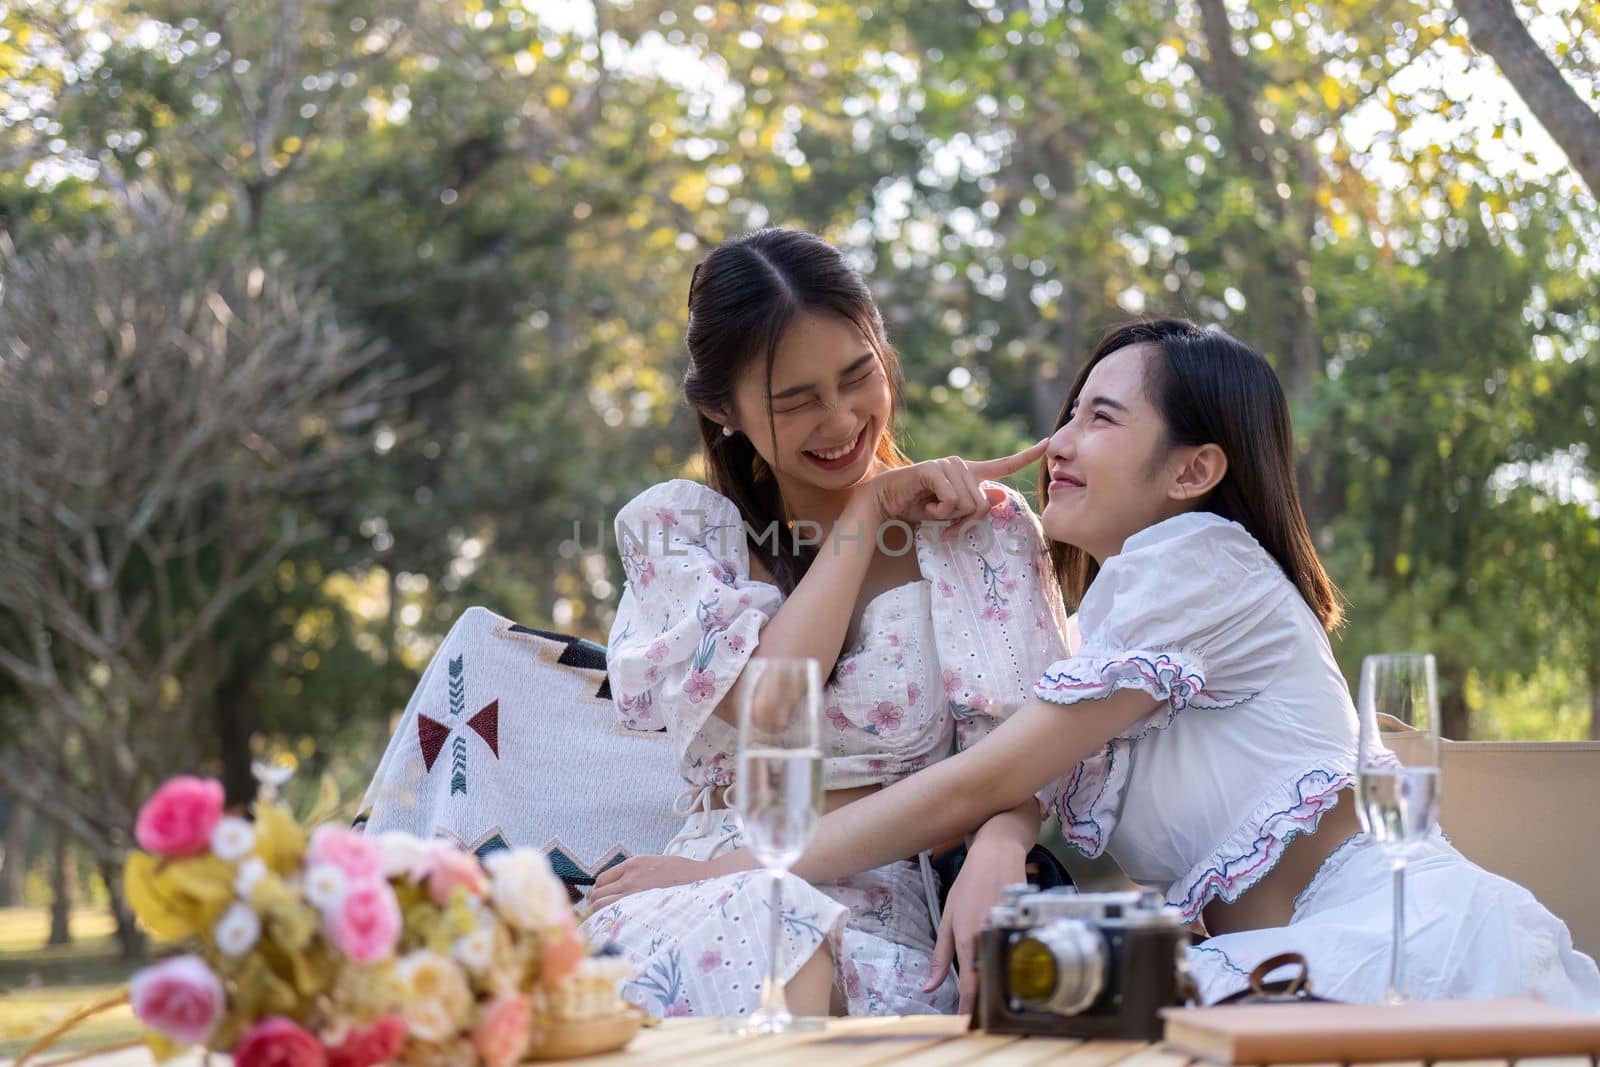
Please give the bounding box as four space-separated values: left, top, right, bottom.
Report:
774 362 879 413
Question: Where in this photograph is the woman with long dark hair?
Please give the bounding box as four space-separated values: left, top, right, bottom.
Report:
583 228 1070 1018
621 318 1600 1007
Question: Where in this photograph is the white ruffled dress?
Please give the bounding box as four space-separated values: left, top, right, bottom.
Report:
1033 511 1600 1008
583 479 1068 1018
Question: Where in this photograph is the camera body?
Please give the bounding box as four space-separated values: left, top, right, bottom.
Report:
974 886 1190 1041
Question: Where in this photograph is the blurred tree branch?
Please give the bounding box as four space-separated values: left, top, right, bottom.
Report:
1455 0 1600 197
0 212 403 953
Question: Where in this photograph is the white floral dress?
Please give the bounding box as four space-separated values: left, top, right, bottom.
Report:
1033 511 1600 1008
582 479 1068 1018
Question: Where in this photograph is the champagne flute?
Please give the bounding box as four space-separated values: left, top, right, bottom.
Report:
1356 652 1443 1004
732 658 824 1034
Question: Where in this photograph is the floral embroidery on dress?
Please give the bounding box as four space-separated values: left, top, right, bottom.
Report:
866 701 904 734
682 598 733 705
974 550 1013 622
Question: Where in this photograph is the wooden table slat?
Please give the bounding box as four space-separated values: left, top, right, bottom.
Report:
1512 1060 1595 1067
1024 1037 1155 1067
867 1031 1026 1065
949 1036 1086 1067
1098 1044 1195 1067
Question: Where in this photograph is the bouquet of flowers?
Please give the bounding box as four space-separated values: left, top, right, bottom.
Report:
19 774 638 1067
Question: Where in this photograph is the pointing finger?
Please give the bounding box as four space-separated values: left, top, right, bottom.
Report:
968 437 1049 480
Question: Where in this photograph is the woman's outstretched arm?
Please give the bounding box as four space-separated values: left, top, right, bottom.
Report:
586 688 1154 909
788 688 1156 883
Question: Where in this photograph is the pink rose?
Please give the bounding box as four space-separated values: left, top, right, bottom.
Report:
326 1016 407 1067
308 826 384 883
135 777 225 858
425 848 487 906
472 995 533 1067
233 1016 327 1067
539 923 586 988
130 955 225 1046
327 879 402 964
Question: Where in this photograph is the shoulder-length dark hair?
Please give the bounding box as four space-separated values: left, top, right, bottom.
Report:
1039 318 1342 631
682 228 910 594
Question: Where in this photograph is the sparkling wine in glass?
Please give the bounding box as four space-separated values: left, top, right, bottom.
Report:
732 658 824 1034
1356 652 1443 1004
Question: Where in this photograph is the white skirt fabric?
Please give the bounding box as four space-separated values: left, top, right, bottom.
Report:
1187 831 1600 1008
580 808 958 1019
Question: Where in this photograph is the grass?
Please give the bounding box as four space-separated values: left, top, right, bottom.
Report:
0 908 142 1059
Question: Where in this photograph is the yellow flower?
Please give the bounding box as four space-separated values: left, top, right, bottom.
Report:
394 951 472 1041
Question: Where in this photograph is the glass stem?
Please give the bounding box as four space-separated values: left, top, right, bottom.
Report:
757 868 790 1021
1387 855 1407 1003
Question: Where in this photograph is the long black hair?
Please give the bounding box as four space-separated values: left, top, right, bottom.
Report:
682 228 910 594
1039 318 1342 630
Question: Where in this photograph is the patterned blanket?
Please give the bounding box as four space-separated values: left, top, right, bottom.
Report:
355 606 685 894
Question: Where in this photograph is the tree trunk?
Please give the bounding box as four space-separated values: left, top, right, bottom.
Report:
47 825 73 946
1455 0 1600 198
1589 660 1600 741
214 659 260 810
0 793 31 907
1193 0 1323 400
1438 655 1471 741
99 858 146 960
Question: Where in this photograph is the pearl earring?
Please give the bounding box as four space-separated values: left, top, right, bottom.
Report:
722 426 735 437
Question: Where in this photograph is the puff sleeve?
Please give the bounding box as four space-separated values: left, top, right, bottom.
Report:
607 480 784 781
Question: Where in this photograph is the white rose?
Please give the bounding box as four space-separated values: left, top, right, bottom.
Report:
210 816 256 861
302 862 348 911
485 848 570 931
375 831 429 880
213 901 261 957
453 921 496 973
234 857 268 897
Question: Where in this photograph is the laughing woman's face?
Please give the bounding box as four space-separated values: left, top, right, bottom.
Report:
727 310 894 502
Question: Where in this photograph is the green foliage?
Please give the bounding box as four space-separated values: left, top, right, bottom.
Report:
0 0 1594 831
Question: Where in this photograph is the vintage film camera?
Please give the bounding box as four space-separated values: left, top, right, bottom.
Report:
974 886 1191 1040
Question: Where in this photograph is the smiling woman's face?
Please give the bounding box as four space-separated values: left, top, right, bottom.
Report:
1041 344 1184 562
726 309 894 499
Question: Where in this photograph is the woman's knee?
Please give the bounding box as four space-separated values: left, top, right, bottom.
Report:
784 939 836 1016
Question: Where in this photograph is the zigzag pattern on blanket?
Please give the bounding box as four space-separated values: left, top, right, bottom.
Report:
355 606 685 895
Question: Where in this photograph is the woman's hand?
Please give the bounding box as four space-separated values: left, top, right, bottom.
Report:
587 854 735 912
924 837 1030 1013
857 439 1049 528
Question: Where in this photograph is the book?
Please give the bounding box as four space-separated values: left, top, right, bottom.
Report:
1160 998 1600 1064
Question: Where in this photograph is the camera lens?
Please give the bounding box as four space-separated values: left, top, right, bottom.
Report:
1006 918 1107 1015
